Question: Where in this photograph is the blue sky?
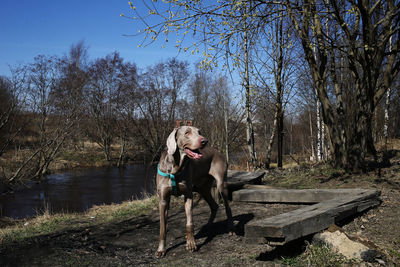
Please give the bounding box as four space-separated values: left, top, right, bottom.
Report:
0 0 202 76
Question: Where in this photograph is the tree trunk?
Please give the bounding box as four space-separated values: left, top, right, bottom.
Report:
309 108 315 162
316 91 322 161
347 93 377 172
265 109 278 169
384 32 393 149
243 21 257 168
285 0 400 171
286 0 349 170
104 137 111 161
224 90 229 163
117 137 126 168
384 87 391 148
277 111 284 168
273 10 285 169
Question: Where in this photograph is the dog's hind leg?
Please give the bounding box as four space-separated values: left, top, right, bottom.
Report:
215 178 233 232
197 183 219 224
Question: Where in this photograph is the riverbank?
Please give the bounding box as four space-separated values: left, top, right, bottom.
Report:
0 195 158 241
51 144 154 172
0 143 153 190
1 149 399 266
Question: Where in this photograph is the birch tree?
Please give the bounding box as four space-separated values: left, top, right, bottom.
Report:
384 30 394 148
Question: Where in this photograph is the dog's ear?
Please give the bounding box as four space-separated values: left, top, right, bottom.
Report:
166 128 178 155
162 153 175 173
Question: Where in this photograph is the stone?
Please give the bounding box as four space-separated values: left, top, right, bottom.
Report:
313 226 379 262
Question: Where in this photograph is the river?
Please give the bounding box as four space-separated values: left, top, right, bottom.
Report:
0 164 156 219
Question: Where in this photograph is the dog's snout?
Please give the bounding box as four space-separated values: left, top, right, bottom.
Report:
200 138 208 147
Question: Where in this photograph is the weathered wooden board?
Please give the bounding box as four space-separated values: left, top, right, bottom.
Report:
233 188 381 245
232 188 371 203
226 170 265 187
211 170 265 200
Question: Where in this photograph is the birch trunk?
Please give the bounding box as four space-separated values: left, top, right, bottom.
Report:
384 32 393 148
316 92 322 161
224 90 229 163
309 108 315 162
265 109 278 169
384 88 391 147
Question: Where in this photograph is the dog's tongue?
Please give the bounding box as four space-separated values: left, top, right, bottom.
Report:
185 148 203 159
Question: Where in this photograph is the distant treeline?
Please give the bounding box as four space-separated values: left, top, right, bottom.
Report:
0 42 246 182
1 36 400 183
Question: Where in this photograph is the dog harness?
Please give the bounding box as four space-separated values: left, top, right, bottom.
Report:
157 164 180 196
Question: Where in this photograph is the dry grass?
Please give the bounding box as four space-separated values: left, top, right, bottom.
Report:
0 195 158 245
376 138 400 151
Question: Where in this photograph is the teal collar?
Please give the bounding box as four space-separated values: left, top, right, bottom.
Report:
157 164 179 196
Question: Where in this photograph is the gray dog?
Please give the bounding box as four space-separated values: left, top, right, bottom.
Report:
155 126 233 257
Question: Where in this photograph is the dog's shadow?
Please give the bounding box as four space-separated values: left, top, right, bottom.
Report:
166 213 254 254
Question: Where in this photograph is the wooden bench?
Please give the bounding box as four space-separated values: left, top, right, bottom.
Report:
233 188 381 245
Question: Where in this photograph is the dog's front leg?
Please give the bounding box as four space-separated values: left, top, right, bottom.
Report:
156 194 170 258
184 193 197 252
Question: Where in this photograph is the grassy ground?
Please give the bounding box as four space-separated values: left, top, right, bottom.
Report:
1 147 400 266
0 196 159 244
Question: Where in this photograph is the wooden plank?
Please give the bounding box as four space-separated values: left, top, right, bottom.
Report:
233 188 370 203
226 170 265 187
242 184 281 190
241 189 381 245
247 190 380 229
211 170 264 201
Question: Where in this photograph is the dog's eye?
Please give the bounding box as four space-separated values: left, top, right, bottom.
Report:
185 131 190 136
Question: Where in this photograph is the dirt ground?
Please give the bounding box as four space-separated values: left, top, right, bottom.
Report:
0 197 307 266
1 152 400 266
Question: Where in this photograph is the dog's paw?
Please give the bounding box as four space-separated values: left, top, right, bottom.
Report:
155 250 166 258
186 239 197 252
228 220 239 235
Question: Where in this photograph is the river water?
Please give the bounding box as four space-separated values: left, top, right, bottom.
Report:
0 164 156 219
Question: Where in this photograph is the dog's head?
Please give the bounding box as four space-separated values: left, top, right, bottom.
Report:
161 126 207 174
166 126 208 162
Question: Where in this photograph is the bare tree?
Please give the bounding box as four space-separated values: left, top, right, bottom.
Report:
251 5 298 169
126 0 276 167
210 75 246 162
126 58 189 160
115 63 138 167
53 41 89 150
0 74 25 157
186 69 244 159
242 10 257 168
4 55 76 182
85 52 132 161
187 68 212 135
285 0 400 171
